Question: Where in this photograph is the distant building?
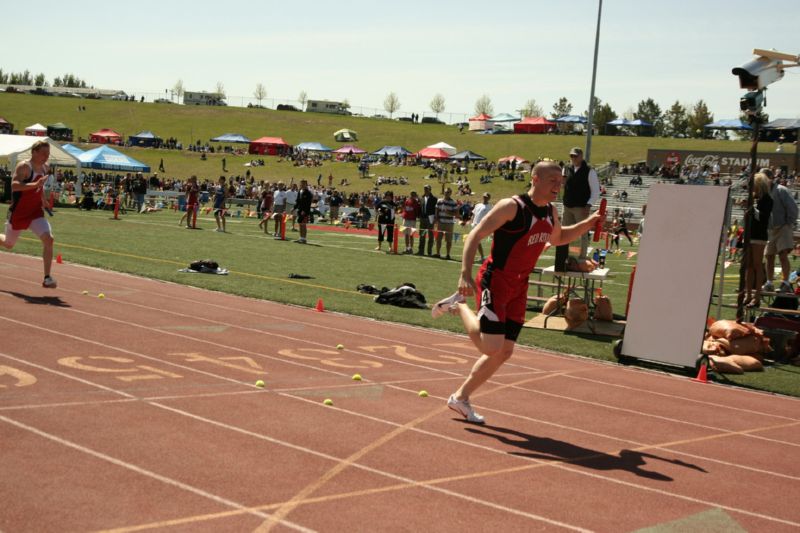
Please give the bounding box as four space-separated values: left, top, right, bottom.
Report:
306 100 350 115
184 91 226 106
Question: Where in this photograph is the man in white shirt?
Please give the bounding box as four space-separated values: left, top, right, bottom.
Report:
285 183 299 231
470 192 492 262
272 182 287 238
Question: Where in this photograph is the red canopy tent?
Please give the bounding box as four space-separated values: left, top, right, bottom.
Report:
414 147 451 160
248 136 290 155
513 116 556 134
90 128 122 145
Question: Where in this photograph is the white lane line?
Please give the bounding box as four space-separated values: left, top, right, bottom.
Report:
0 414 315 532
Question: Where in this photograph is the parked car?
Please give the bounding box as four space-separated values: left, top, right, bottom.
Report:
421 117 444 125
154 98 173 104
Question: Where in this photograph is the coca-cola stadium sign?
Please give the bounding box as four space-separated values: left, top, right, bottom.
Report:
647 149 797 173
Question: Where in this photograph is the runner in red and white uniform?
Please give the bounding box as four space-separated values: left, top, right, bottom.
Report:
0 140 57 288
179 176 200 229
432 161 600 424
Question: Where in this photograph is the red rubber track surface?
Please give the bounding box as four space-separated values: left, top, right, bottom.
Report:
1 253 798 532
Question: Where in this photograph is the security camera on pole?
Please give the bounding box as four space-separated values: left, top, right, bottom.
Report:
732 48 799 320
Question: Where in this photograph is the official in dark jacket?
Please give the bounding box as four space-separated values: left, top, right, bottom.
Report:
555 147 600 268
417 184 438 256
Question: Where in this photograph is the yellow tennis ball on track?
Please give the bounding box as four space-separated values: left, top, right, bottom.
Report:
98 293 105 299
255 380 265 388
336 344 344 350
352 374 362 381
418 390 429 398
323 398 334 406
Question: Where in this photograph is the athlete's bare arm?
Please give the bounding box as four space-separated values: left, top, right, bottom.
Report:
11 161 45 192
549 205 601 246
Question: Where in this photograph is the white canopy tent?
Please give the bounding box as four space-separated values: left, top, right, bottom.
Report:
426 141 457 155
24 123 47 136
0 135 82 170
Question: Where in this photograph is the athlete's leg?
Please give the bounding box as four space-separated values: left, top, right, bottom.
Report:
453 338 516 400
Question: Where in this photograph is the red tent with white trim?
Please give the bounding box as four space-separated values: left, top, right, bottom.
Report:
468 113 492 131
248 136 290 155
414 147 451 160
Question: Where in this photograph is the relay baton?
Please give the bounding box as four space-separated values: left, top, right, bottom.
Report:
593 198 606 242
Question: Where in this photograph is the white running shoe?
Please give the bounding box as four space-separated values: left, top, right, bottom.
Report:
431 292 465 318
447 394 485 424
42 275 57 288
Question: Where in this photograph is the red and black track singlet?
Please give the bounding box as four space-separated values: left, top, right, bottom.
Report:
9 162 45 230
486 194 554 277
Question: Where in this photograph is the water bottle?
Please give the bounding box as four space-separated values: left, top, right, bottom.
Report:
592 249 600 264
599 250 606 268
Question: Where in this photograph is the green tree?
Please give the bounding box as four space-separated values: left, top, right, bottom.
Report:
298 90 308 110
34 73 47 87
551 97 573 118
592 102 618 135
634 98 663 136
687 100 714 138
0 69 6 84
662 101 689 138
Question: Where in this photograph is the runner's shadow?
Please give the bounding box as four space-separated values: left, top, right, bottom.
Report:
463 423 706 481
0 290 71 308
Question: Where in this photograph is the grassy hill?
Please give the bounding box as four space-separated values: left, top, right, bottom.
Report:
1 92 790 198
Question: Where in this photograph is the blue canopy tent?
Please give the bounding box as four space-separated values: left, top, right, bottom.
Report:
129 130 163 147
760 118 800 143
296 141 332 152
628 119 652 127
704 119 753 130
211 133 251 143
372 146 412 156
554 115 588 124
61 143 85 157
450 150 487 162
763 118 800 130
78 145 151 172
607 118 632 126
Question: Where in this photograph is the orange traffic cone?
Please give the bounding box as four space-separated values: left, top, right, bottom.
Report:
315 298 325 312
692 361 708 383
56 254 63 264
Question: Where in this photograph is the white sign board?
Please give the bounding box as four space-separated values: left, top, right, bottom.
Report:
622 184 729 367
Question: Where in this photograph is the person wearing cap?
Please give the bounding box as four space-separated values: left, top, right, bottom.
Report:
556 147 600 266
417 184 438 256
470 192 492 262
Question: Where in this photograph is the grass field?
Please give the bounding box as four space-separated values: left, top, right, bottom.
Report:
2 92 798 397
1 93 793 201
2 202 798 397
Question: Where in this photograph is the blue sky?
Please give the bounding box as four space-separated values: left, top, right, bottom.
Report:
6 0 800 120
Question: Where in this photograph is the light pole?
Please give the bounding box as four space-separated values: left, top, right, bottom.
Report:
584 0 603 163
